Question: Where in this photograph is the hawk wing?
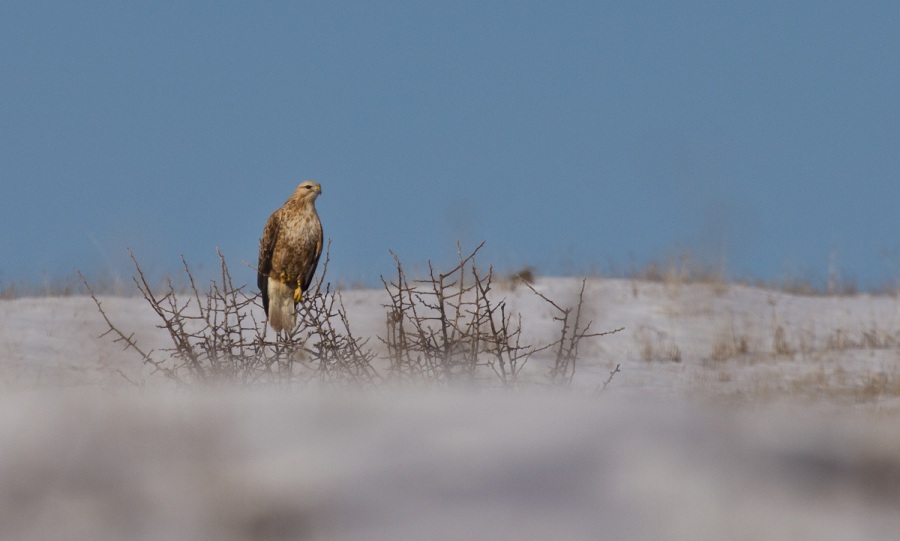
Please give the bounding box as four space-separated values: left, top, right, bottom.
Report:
299 230 323 294
257 210 280 314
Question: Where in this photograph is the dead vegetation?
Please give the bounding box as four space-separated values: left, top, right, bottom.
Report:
709 323 751 362
81 246 376 387
634 326 683 363
381 243 532 385
82 243 622 389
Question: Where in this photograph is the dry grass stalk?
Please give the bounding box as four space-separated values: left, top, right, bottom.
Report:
635 327 682 363
709 323 751 362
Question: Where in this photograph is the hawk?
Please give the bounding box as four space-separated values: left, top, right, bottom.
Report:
257 180 324 332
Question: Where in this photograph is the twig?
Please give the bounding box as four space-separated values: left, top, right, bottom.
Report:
597 363 621 393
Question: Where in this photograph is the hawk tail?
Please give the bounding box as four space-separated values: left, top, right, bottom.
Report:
266 278 297 332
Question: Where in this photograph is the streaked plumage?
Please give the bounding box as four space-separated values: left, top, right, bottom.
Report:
257 180 323 332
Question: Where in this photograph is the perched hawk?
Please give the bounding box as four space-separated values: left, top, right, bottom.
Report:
257 180 323 332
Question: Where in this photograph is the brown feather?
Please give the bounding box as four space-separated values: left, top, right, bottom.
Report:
257 211 280 315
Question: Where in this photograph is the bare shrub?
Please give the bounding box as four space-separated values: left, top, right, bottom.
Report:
381 243 527 385
81 246 377 387
85 243 622 389
381 243 622 386
521 279 624 384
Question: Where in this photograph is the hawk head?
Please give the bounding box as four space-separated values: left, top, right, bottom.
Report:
292 180 322 202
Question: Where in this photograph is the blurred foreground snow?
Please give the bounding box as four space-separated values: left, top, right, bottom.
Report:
0 389 899 540
2 278 900 540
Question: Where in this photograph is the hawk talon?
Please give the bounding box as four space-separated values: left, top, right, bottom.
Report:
293 288 303 303
279 271 290 284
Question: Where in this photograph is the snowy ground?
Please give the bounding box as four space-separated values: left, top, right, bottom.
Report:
2 278 900 540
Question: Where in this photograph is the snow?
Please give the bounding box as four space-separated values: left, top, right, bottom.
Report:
1 278 900 540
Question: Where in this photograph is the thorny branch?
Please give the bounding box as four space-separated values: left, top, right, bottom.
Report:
79 270 180 383
84 242 624 389
82 244 376 386
520 279 624 385
380 244 624 386
597 363 621 394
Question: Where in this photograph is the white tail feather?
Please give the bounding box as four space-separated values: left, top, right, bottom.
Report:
267 278 297 332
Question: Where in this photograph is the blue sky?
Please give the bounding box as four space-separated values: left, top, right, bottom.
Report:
2 2 899 291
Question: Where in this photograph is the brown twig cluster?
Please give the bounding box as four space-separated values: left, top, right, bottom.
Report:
381 242 531 385
81 245 376 386
521 279 624 385
381 243 623 386
295 281 379 386
83 243 622 389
